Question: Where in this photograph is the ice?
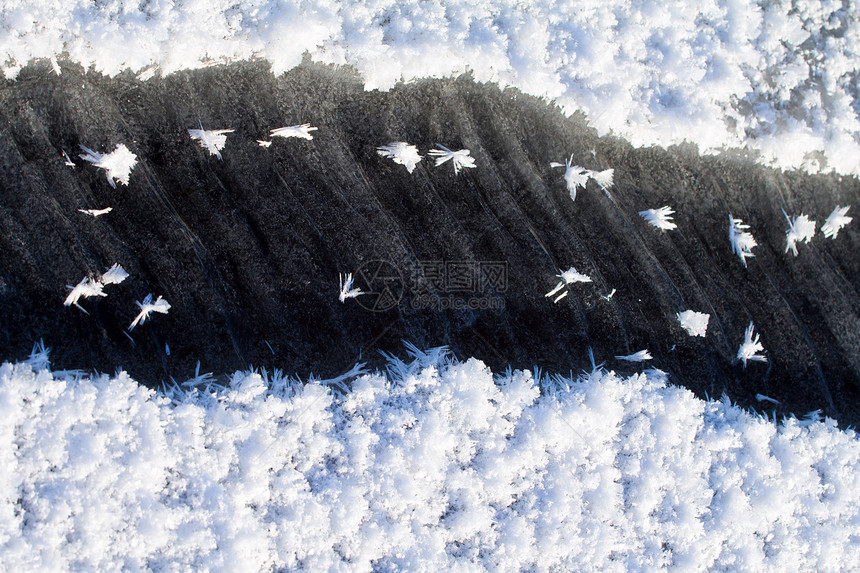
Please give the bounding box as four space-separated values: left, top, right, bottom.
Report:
2 348 859 569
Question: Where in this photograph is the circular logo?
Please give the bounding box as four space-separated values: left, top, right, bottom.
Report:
354 259 404 312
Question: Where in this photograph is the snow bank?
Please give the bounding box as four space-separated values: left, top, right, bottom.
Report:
2 1 860 175
2 347 859 571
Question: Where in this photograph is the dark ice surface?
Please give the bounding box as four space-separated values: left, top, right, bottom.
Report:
1 60 858 425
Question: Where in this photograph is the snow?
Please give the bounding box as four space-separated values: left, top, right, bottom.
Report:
545 266 592 301
3 1 860 175
3 347 859 570
270 124 318 141
128 294 171 330
188 125 235 160
737 322 767 368
677 310 710 337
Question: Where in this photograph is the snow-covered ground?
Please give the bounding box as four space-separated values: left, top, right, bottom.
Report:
3 0 859 175
2 346 858 571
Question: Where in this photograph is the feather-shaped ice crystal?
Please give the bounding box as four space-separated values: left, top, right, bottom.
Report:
821 205 852 239
377 142 423 173
728 214 757 267
428 144 475 174
339 273 364 302
737 322 766 368
129 294 171 330
188 124 234 160
676 310 709 337
615 350 652 362
270 124 318 140
64 276 106 310
101 263 129 285
78 207 112 217
545 266 592 300
62 150 75 167
587 168 614 192
639 206 677 231
783 210 816 256
78 144 138 188
550 156 589 201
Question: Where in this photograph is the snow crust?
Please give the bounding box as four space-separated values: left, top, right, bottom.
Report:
3 1 860 175
3 348 859 571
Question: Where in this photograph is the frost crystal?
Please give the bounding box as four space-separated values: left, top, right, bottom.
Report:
270 123 318 140
676 310 709 337
377 142 422 173
62 149 74 167
428 144 475 174
64 277 106 311
545 266 592 301
639 206 677 231
737 322 767 368
728 214 757 267
78 144 138 188
188 124 235 160
78 207 112 217
101 263 129 285
821 205 852 239
550 156 589 201
256 140 272 147
616 350 652 362
587 168 615 192
129 294 171 330
339 273 364 302
783 210 816 256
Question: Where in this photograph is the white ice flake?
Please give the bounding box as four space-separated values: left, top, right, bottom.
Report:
339 273 364 302
676 310 710 337
587 168 615 193
377 142 422 173
129 294 171 330
101 263 129 285
256 140 272 147
78 207 112 217
63 276 106 311
78 143 138 188
821 205 852 239
550 156 589 201
756 394 780 405
728 214 757 267
783 210 816 256
639 206 677 231
737 322 767 367
270 123 318 140
62 150 75 167
545 266 592 301
188 124 235 160
428 144 475 174
615 349 652 362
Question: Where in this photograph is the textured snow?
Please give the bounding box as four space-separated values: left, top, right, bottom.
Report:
677 310 710 337
3 1 860 175
2 348 859 571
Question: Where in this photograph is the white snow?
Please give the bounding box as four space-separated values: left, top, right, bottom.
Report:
729 214 757 268
677 310 710 337
77 207 112 217
428 144 476 174
63 276 105 310
4 1 860 175
639 206 677 231
821 205 853 239
100 263 128 286
377 142 423 173
78 144 138 188
545 266 592 301
3 347 859 570
550 157 589 201
783 211 816 256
